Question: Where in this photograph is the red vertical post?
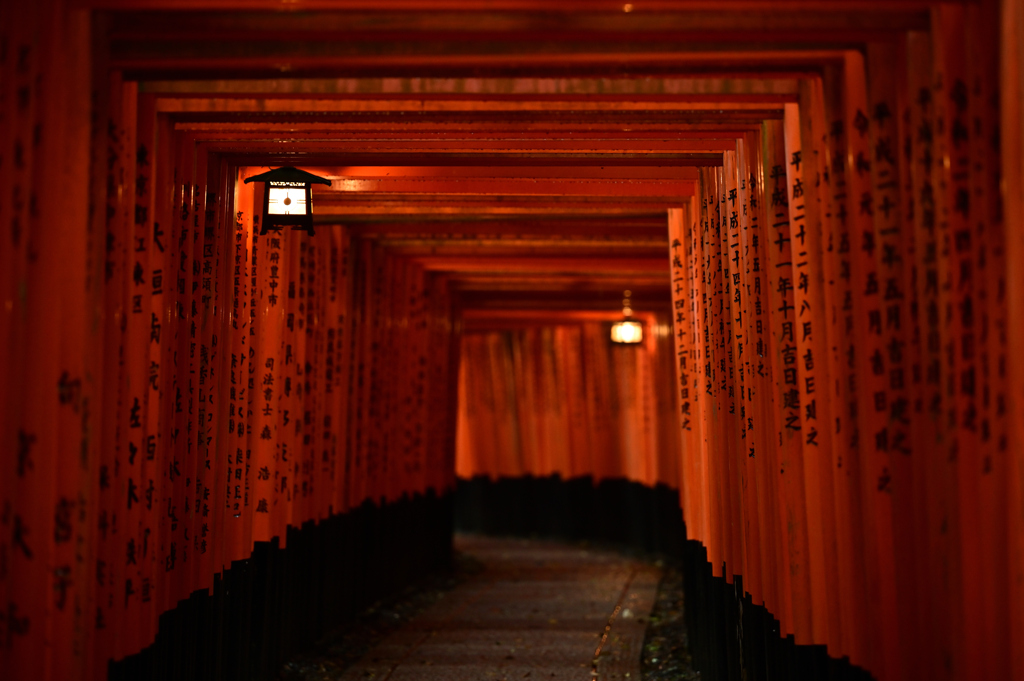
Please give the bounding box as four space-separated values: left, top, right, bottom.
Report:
843 49 902 680
866 40 922 680
764 119 810 642
700 168 726 579
786 89 842 652
741 132 781 618
967 4 1011 678
820 61 870 669
668 207 700 547
721 162 745 584
250 191 281 544
929 10 969 678
1000 0 1024 675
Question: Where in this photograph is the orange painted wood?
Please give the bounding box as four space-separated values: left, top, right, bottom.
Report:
967 5 1011 679
668 208 700 544
167 126 196 616
334 227 355 512
125 91 159 655
763 118 810 642
1001 0 1024 674
819 60 870 669
225 169 255 562
352 238 373 507
3 7 1024 681
904 28 947 681
456 319 678 486
865 39 921 681
690 194 713 553
739 132 777 616
250 193 282 544
726 148 763 602
733 142 760 606
928 10 970 680
698 168 725 579
89 74 134 681
193 145 222 593
939 9 981 680
722 164 743 582
0 5 15 673
841 49 901 681
2 8 33 674
320 228 342 514
287 231 310 528
784 96 840 652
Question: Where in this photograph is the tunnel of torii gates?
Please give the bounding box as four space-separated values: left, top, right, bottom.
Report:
3 1 1024 681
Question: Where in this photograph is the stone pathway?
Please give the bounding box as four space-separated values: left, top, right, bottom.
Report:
338 535 661 681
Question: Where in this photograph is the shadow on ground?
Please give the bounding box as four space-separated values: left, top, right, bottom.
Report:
278 537 697 681
279 551 484 680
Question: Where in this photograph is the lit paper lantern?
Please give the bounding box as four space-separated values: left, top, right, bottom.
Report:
610 290 643 344
610 319 644 344
243 166 332 236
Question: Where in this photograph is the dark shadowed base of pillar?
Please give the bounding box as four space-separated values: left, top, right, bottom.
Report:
682 540 876 681
454 474 684 557
455 475 875 681
108 490 453 681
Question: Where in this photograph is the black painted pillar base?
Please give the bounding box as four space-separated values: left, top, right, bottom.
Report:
681 540 875 681
455 474 684 557
109 490 453 681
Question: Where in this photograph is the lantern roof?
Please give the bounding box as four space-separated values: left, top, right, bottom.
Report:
243 166 332 186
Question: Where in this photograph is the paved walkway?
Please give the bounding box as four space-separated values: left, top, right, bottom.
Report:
340 536 661 681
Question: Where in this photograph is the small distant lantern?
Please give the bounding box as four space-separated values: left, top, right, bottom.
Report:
243 166 332 236
610 289 644 344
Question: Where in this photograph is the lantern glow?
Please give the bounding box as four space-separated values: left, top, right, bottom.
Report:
610 289 643 344
243 166 331 236
610 320 644 344
267 182 308 215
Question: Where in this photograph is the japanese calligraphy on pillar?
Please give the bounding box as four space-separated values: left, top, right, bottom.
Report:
252 226 281 540
764 118 813 643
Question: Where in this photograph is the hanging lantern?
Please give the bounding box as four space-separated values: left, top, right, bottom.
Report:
610 289 643 344
243 166 332 236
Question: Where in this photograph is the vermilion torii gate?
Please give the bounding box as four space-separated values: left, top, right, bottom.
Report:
1 2 1022 681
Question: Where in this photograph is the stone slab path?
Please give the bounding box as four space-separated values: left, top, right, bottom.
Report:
339 535 661 681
